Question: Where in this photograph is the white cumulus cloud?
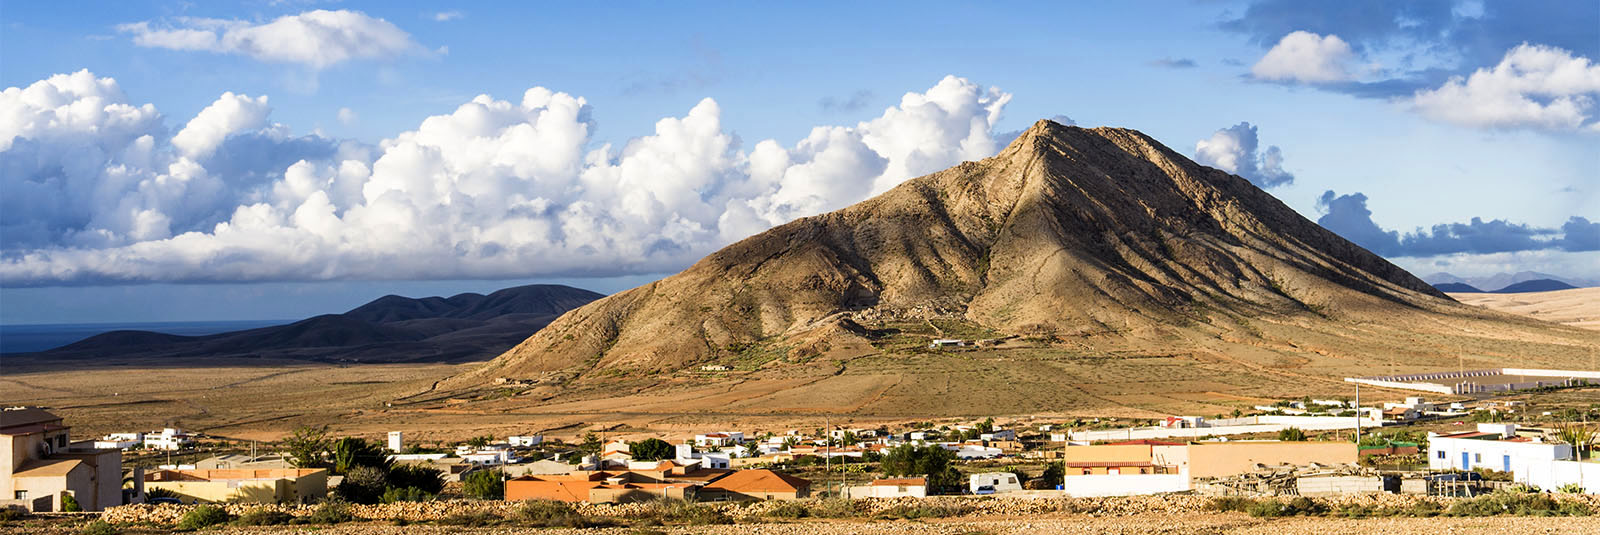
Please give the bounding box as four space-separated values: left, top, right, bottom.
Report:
117 10 422 70
1193 122 1294 189
1251 31 1357 84
1412 43 1600 132
0 73 1014 286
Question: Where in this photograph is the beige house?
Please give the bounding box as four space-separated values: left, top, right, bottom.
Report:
1 408 124 512
1183 441 1357 478
144 469 327 504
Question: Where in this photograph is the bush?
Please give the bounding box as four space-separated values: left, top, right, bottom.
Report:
387 464 446 494
0 508 25 521
145 487 181 501
763 501 809 519
463 469 505 500
436 511 504 527
235 508 294 525
806 498 859 518
335 465 390 504
1205 496 1256 513
176 505 232 530
1560 483 1587 494
379 486 434 503
638 498 731 525
515 499 589 528
1448 488 1590 517
303 500 354 524
1245 497 1325 518
79 520 119 535
62 494 83 512
876 501 972 519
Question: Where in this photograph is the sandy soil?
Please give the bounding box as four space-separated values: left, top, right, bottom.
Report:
1450 287 1600 331
8 513 1600 534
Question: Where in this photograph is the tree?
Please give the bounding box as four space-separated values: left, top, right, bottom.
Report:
387 464 445 494
1277 427 1307 441
1231 408 1243 418
1040 461 1065 487
466 435 493 448
977 418 995 435
631 438 673 461
334 465 389 504
283 425 330 469
578 433 602 456
1557 424 1596 460
782 436 799 449
881 444 961 490
463 469 505 500
331 437 392 475
840 431 859 446
743 441 761 457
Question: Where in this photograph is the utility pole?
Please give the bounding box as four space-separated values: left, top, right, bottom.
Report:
1354 383 1361 445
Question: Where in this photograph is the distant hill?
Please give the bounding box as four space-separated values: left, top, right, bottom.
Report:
1424 271 1595 291
1494 279 1579 293
1432 282 1483 293
32 285 603 364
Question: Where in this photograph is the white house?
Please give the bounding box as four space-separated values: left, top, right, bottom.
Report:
954 445 1003 460
460 449 516 465
507 435 542 447
979 429 1017 441
387 431 404 453
929 339 966 349
699 452 731 469
694 432 743 447
1428 425 1573 475
143 429 194 451
968 472 1022 494
845 477 927 498
95 432 144 450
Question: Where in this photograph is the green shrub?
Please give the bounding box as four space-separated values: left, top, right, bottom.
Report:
1559 483 1587 494
1205 496 1256 513
303 500 354 524
876 501 972 519
234 508 294 526
436 511 504 527
61 494 83 512
387 464 446 494
462 469 505 500
514 499 588 528
335 465 390 504
0 508 25 521
806 498 859 518
1447 488 1590 517
763 501 809 519
639 498 731 525
78 520 118 535
176 504 232 530
379 486 434 503
1245 497 1325 518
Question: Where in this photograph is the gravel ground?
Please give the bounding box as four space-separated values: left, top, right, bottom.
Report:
9 513 1600 534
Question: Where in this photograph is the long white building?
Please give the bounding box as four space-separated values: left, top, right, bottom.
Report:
1428 424 1573 477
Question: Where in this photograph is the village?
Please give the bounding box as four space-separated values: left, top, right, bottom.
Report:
3 366 1597 532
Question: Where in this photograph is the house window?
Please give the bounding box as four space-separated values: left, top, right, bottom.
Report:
14 490 26 500
1081 469 1091 475
57 435 67 448
1474 453 1481 463
1437 451 1446 459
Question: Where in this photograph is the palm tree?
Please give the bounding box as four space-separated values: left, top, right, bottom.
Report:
1556 424 1595 460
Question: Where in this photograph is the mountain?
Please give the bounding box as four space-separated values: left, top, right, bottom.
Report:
1424 271 1596 291
31 285 603 364
1432 282 1483 293
1494 279 1579 293
436 120 1596 418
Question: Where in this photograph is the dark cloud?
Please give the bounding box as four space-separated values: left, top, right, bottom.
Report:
1149 57 1198 69
1222 1 1600 98
818 89 874 113
1316 190 1597 257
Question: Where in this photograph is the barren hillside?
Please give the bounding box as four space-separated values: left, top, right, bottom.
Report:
1450 287 1600 331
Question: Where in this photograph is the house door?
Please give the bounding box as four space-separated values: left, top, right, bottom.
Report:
1461 451 1470 470
1503 455 1510 472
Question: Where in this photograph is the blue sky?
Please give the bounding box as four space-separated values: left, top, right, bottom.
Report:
1 1 1596 324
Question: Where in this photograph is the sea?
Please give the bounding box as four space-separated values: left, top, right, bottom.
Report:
0 320 289 354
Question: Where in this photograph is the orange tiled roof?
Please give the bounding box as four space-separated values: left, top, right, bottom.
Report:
703 469 810 493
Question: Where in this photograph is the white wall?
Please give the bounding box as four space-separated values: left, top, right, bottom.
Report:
1060 474 1189 497
1520 460 1600 494
1428 437 1572 474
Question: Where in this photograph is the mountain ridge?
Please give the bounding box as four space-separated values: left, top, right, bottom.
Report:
461 120 1468 385
34 284 603 364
